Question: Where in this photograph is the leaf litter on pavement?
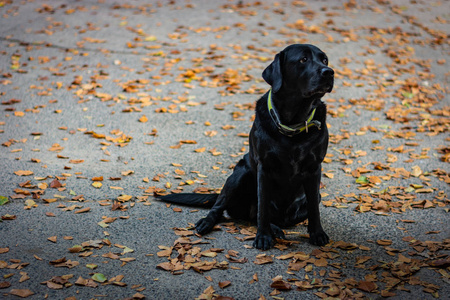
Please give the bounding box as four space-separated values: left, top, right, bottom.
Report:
0 0 448 299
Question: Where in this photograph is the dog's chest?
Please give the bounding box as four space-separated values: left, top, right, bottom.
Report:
289 147 312 176
265 145 316 178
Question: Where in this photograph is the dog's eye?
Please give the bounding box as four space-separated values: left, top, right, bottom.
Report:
300 57 308 64
322 58 328 65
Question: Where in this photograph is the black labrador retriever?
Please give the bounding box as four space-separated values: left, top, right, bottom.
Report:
160 44 334 250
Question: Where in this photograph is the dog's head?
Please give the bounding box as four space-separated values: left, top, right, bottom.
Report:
262 44 334 98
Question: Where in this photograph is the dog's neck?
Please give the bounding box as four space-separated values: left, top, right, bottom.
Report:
271 90 320 125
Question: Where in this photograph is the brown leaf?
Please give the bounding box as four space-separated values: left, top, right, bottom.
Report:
254 254 273 265
75 276 98 288
270 280 292 290
133 293 146 299
156 262 174 272
333 241 358 250
314 257 328 267
356 256 372 264
2 214 16 220
357 281 377 292
102 252 120 260
53 259 79 269
10 289 34 298
46 281 63 289
376 239 392 246
325 284 341 297
428 259 450 268
48 236 57 243
50 179 62 188
218 281 231 289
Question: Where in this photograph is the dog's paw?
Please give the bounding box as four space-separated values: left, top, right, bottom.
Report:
309 230 329 246
195 217 215 235
270 224 286 240
253 232 273 250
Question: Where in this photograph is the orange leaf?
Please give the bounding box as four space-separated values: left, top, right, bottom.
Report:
14 170 33 176
74 207 91 214
139 115 148 123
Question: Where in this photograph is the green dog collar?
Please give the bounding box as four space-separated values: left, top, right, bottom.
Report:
267 89 321 137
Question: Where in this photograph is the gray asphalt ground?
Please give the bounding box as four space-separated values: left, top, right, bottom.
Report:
0 0 449 299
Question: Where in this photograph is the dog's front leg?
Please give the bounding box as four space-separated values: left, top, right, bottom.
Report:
304 167 329 246
253 163 273 250
195 195 226 235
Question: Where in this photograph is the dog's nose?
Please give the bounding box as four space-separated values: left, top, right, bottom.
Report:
321 67 334 78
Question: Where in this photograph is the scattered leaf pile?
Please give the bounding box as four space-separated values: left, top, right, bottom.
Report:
155 222 449 299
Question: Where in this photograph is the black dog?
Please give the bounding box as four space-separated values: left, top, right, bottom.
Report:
160 44 334 250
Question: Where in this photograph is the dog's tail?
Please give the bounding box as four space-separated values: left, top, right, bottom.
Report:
158 193 218 208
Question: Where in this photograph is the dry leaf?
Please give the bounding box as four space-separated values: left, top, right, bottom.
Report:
218 281 231 289
74 207 91 214
10 289 34 298
14 170 33 176
139 115 148 123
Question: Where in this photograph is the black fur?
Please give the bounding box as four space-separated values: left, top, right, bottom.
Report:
159 44 334 250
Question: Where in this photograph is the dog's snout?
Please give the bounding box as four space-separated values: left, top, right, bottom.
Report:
321 67 334 78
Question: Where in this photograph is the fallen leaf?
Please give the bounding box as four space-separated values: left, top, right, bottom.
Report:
92 273 107 283
14 170 33 176
377 239 392 246
357 281 377 292
219 281 231 289
254 254 273 265
74 207 91 214
0 196 9 206
270 280 292 290
9 289 34 298
50 179 62 188
92 182 102 188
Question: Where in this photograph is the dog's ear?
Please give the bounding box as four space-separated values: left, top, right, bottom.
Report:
262 52 283 93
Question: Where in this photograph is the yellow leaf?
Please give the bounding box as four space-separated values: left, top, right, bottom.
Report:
411 165 422 177
92 182 102 188
117 195 132 202
194 147 206 153
25 199 36 207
